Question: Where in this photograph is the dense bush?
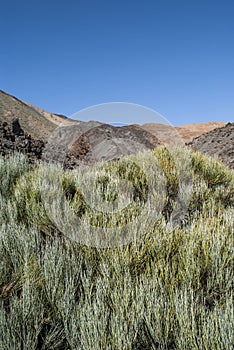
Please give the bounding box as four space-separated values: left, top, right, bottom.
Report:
0 148 233 349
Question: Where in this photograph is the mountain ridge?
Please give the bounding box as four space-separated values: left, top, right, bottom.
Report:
0 90 228 143
0 90 77 141
0 89 232 169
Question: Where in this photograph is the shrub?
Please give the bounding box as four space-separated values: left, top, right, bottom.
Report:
0 148 233 349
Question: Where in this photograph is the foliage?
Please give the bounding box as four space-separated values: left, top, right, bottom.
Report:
0 148 233 349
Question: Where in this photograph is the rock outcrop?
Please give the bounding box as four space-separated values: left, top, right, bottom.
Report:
0 120 45 163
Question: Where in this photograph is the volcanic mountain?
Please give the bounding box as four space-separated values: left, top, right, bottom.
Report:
0 89 232 169
43 122 162 168
0 90 162 167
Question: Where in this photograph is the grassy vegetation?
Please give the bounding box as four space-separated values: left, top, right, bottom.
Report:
0 147 233 349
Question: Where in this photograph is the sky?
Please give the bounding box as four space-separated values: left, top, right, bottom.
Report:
0 0 234 126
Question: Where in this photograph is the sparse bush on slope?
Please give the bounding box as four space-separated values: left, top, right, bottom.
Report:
0 147 233 350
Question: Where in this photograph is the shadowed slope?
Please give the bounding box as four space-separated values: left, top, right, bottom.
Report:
188 122 234 169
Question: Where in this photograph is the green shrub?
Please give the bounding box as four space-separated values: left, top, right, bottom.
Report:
0 147 233 349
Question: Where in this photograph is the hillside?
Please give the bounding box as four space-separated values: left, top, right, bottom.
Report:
0 90 228 144
0 90 232 171
188 122 234 169
0 90 75 140
176 121 228 143
23 101 77 127
141 121 227 145
43 122 161 168
66 123 161 166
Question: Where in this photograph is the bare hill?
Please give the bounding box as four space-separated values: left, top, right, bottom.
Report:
43 123 162 168
0 90 75 141
187 122 234 169
23 101 77 127
1 89 232 169
141 123 185 146
142 122 227 145
176 122 227 143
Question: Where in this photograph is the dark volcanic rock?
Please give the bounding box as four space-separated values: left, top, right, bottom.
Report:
1 117 232 171
12 118 24 136
42 121 102 168
42 122 162 169
187 122 234 170
0 120 45 163
64 123 161 168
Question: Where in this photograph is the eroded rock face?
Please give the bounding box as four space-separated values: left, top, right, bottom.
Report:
187 122 234 170
41 121 101 168
0 120 161 169
0 120 45 163
1 118 233 171
41 122 162 169
63 123 162 168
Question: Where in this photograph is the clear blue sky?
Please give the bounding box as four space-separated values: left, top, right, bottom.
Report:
0 0 233 125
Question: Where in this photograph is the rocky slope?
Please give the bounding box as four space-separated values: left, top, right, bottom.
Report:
43 122 162 168
141 122 227 145
140 123 184 146
187 122 234 169
0 89 232 170
0 119 44 163
0 118 162 169
0 90 75 141
176 122 228 143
